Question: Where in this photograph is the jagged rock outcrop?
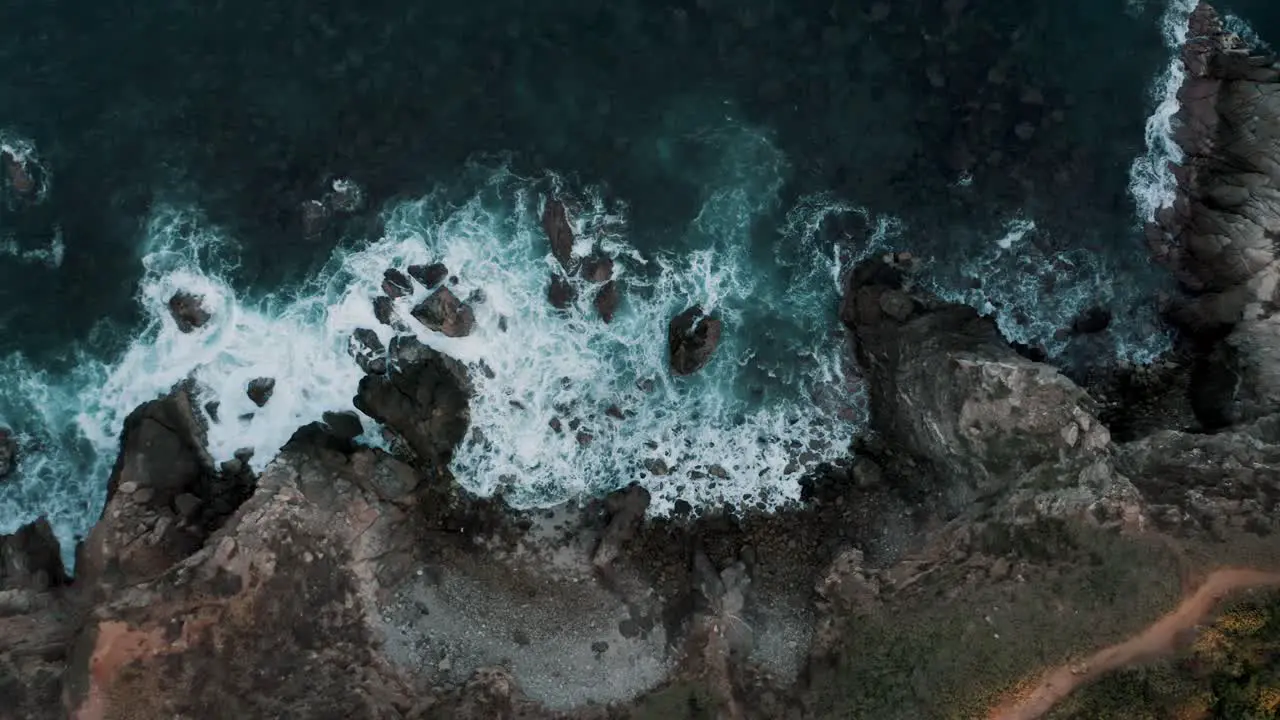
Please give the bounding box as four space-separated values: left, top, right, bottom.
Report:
841 257 1110 500
668 306 722 376
246 377 276 407
542 198 576 271
166 291 211 333
407 262 449 290
75 389 252 598
1149 3 1280 426
353 336 470 465
59 429 430 719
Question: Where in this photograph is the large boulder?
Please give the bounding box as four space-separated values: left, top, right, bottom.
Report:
167 291 211 333
354 336 470 465
542 198 576 271
1148 3 1280 425
842 258 1109 499
669 306 722 376
246 377 276 407
411 287 476 338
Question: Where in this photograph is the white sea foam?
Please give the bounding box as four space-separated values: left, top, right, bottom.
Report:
1 128 897 562
1223 13 1271 52
1128 0 1198 221
924 216 1170 363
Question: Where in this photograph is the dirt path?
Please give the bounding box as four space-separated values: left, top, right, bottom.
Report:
987 568 1280 720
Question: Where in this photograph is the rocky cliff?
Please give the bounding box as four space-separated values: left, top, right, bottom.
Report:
1148 2 1280 428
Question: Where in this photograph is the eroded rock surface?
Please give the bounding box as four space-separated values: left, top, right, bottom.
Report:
668 306 722 376
842 257 1109 500
1150 3 1280 426
166 291 211 333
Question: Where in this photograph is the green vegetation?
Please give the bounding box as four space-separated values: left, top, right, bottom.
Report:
1051 592 1280 720
803 520 1182 719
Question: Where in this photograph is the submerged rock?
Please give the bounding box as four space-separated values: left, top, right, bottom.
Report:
0 427 15 480
299 198 331 236
167 291 211 333
246 377 276 407
411 287 476 337
668 305 722 376
407 262 449 290
547 274 577 309
580 253 614 283
594 280 620 323
542 198 575 271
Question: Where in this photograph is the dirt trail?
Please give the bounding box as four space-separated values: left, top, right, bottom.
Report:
987 568 1280 720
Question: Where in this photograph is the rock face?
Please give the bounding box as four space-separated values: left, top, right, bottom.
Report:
167 291 211 333
842 258 1109 499
354 336 470 465
542 198 575 270
61 429 427 720
76 389 252 597
246 377 276 407
1149 3 1280 426
411 287 476 338
668 305 722 376
0 427 15 480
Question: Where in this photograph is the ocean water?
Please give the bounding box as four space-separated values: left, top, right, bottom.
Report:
1 0 1276 564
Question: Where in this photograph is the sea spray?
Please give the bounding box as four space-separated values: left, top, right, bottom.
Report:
1128 0 1198 221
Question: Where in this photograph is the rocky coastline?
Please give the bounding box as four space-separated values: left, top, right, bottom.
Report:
3 4 1280 719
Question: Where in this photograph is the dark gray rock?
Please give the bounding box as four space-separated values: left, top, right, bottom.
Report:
354 336 470 465
668 305 722 376
321 410 365 441
411 287 476 337
247 378 276 408
167 291 211 333
381 269 413 299
547 274 577 309
407 263 449 290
